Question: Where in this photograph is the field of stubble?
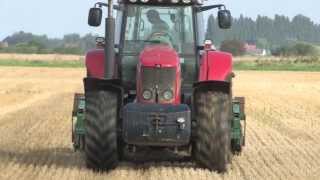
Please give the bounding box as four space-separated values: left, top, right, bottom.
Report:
0 67 319 180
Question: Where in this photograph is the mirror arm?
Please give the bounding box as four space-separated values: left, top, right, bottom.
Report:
95 2 108 8
94 2 121 11
196 4 226 13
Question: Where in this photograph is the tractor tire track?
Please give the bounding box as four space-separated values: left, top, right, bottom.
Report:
0 68 319 180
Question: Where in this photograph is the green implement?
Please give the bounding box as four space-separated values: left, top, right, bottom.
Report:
72 93 85 151
231 97 246 153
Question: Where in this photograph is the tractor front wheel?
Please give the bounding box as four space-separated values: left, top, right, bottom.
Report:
84 90 118 171
193 90 231 172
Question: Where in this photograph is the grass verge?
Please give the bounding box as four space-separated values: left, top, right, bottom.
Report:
234 62 320 71
1 57 320 72
234 56 320 71
0 59 84 68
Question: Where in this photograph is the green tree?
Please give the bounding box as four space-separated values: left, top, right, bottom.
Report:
271 43 317 56
220 40 246 56
205 14 320 47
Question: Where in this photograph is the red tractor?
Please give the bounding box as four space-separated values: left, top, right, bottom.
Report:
72 0 246 173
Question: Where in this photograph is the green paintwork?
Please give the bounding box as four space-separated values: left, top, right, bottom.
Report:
72 95 85 151
75 99 85 135
231 100 246 152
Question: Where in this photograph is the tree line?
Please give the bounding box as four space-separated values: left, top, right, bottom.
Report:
1 14 320 55
0 31 97 54
206 14 320 49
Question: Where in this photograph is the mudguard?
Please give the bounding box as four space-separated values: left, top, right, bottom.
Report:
85 49 118 79
193 80 231 95
85 49 104 78
84 77 122 93
198 50 233 82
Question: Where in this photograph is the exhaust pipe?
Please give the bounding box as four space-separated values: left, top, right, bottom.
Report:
104 0 115 79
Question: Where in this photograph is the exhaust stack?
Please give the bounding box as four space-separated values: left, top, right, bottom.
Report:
104 0 115 79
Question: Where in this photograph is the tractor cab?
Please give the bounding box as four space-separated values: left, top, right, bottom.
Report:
72 0 246 173
119 3 197 91
87 0 232 90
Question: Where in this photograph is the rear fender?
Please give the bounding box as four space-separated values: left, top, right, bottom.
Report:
193 80 231 95
199 50 233 82
85 49 118 78
85 49 104 78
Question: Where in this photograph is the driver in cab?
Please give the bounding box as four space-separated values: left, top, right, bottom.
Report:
147 9 169 34
146 9 172 46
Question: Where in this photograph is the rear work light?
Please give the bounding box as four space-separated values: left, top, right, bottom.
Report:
122 0 202 4
182 0 191 3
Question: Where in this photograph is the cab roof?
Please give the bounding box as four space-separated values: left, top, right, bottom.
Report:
118 0 203 6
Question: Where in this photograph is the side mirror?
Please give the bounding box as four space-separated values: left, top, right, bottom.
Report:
218 10 232 29
88 8 102 27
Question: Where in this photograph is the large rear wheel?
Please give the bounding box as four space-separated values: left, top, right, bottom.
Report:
193 90 231 172
84 90 118 171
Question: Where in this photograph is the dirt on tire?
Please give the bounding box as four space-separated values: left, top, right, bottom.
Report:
193 90 231 172
85 90 119 171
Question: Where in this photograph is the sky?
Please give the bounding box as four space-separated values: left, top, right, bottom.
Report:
0 0 319 40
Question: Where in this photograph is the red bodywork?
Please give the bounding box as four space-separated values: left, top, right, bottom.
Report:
198 50 233 81
85 48 232 105
85 48 118 79
137 45 181 105
85 45 181 105
85 49 104 78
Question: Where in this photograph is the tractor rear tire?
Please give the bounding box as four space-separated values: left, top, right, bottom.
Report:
84 90 118 171
193 91 231 173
